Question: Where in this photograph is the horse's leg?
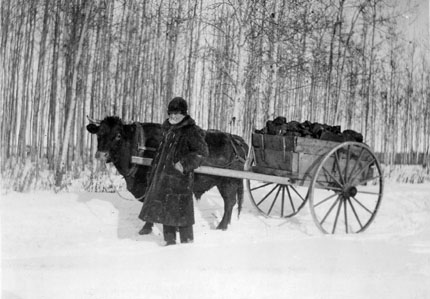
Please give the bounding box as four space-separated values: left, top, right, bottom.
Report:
216 182 237 230
138 222 154 235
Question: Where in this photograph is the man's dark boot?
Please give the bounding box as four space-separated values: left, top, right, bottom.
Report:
179 226 194 243
163 225 177 246
138 222 154 235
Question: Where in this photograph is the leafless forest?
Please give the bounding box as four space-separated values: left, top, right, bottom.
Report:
1 0 429 188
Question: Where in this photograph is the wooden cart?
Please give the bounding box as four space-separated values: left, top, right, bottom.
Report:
132 132 384 234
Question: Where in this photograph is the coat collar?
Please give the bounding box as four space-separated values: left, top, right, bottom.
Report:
162 115 196 131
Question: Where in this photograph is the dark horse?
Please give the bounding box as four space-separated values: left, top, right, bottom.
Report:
86 116 248 233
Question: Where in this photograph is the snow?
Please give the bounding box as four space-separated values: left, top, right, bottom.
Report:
2 182 430 299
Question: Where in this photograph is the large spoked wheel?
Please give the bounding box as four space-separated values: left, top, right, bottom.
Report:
308 142 384 234
244 149 308 218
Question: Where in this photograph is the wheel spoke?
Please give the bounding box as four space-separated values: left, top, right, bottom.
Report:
331 197 343 234
267 185 282 215
256 184 278 206
327 186 343 191
347 197 363 229
315 180 330 188
331 199 342 234
320 195 341 225
347 147 365 182
285 186 296 213
355 175 381 186
334 151 345 185
281 187 285 217
314 179 343 191
251 182 272 191
344 199 348 233
315 182 343 191
314 192 338 208
322 166 343 188
356 190 381 196
344 145 351 184
289 185 306 203
351 196 373 214
349 158 376 184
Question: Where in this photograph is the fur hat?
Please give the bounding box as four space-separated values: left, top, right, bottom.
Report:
168 97 188 115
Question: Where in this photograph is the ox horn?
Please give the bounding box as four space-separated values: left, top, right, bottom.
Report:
87 115 102 124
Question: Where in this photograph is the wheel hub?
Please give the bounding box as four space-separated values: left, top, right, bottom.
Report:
342 186 357 198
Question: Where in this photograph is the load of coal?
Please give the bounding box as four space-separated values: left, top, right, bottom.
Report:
255 116 363 143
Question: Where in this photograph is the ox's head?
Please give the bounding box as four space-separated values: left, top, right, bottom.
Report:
86 116 134 163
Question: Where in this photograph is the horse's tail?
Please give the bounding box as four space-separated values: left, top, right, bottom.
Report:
237 181 244 218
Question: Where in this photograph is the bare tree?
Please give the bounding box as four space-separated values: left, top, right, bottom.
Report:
56 0 94 187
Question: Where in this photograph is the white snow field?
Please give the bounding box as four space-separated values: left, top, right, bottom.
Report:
1 182 430 299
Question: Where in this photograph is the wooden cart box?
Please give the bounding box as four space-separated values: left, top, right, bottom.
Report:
251 133 373 186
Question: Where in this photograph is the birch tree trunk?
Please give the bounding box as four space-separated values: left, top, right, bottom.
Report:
56 1 93 187
32 0 50 167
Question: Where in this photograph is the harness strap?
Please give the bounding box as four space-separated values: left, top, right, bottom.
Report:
229 134 247 164
136 122 144 155
125 122 144 177
138 146 157 151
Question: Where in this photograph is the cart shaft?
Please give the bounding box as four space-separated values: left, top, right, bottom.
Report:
131 156 292 185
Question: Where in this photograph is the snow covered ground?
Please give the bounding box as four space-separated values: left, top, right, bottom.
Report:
2 181 430 299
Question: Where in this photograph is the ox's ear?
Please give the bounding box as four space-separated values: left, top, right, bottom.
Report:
86 124 99 134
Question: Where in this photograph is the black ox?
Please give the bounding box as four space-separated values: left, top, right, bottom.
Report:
86 116 248 232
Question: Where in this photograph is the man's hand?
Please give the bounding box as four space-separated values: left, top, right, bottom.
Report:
174 161 184 173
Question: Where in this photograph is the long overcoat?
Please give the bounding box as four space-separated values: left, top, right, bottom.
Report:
139 115 209 227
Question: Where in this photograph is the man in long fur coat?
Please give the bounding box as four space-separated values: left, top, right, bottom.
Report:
139 97 209 245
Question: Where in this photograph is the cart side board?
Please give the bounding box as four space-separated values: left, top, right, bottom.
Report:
251 133 374 187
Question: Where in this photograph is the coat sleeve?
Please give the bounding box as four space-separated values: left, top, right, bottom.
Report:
180 126 209 174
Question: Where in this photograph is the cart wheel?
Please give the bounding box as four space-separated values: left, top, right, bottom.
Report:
308 142 383 234
244 149 308 218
